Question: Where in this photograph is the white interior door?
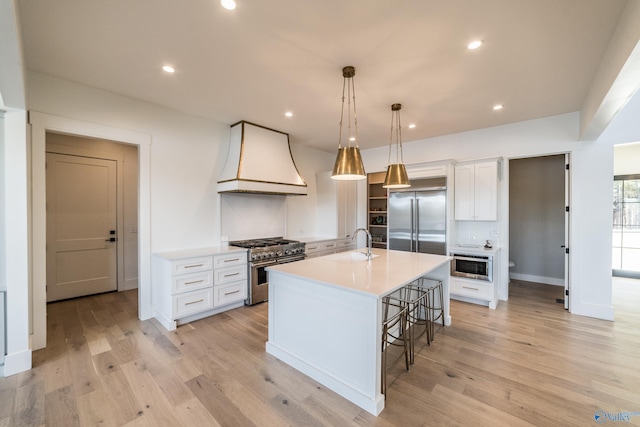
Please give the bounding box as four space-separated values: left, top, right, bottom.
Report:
564 153 571 309
46 153 117 302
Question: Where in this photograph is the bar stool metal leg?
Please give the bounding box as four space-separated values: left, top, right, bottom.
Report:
381 295 409 397
419 278 444 344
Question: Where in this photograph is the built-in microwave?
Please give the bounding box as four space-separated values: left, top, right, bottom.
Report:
450 251 493 282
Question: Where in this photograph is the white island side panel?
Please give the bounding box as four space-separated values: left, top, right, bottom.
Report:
266 270 383 415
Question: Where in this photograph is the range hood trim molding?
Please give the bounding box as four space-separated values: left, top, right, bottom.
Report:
218 121 308 196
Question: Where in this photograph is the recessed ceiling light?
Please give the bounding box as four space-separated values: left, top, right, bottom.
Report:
221 0 236 10
162 65 175 73
285 111 293 118
467 40 483 50
408 123 416 129
493 104 504 110
349 136 356 142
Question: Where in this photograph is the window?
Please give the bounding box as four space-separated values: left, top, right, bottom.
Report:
613 175 640 277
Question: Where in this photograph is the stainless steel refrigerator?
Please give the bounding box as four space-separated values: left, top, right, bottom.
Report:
388 178 446 255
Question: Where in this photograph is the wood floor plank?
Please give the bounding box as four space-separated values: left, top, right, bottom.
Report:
76 388 119 427
174 397 222 427
12 380 45 427
44 385 80 427
99 369 144 425
185 374 256 427
119 359 184 426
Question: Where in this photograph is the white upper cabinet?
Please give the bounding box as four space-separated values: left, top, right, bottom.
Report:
454 160 499 221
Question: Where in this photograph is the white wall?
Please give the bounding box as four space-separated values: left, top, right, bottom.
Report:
286 144 336 238
28 72 229 252
361 112 615 320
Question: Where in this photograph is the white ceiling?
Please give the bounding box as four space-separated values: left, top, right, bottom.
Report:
17 0 629 152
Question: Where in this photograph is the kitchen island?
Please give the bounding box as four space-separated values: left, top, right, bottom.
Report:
266 248 451 415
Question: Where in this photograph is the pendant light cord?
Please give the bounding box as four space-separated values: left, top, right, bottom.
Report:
337 67 359 150
388 105 404 165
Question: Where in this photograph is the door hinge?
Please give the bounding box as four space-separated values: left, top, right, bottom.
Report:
565 247 570 254
566 163 570 170
565 206 569 212
565 289 569 296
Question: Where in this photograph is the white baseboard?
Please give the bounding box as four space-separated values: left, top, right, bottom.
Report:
123 277 138 291
2 349 32 376
571 300 614 321
509 272 564 286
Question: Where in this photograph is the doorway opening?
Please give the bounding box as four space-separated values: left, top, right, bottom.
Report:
30 111 152 351
508 154 569 308
45 132 139 301
612 175 640 279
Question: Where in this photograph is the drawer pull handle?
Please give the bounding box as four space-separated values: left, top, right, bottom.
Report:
185 299 204 305
462 286 479 291
224 290 240 296
224 272 240 277
184 264 204 269
308 246 318 250
224 258 240 263
185 280 204 285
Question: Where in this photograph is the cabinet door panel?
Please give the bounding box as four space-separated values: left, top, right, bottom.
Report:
454 164 475 220
474 161 498 221
173 288 214 318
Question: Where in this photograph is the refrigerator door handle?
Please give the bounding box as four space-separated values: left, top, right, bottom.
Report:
410 199 415 252
415 198 419 252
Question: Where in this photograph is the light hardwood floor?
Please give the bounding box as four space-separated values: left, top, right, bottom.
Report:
1 279 639 426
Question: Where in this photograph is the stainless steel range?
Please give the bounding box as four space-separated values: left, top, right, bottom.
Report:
229 237 305 305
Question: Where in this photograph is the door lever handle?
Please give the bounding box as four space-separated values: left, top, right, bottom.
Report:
105 237 117 242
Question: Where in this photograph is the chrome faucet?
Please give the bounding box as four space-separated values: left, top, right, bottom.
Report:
353 228 373 260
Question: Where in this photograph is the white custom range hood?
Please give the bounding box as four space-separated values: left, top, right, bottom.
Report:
218 121 308 196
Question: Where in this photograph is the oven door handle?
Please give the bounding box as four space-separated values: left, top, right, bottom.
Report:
452 255 492 262
251 260 278 268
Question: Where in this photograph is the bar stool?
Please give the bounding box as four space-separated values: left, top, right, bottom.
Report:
381 293 410 396
418 278 445 344
386 282 429 365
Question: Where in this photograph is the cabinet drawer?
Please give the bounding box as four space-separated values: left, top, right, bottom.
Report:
213 252 246 268
214 264 247 284
322 241 337 251
214 280 247 307
336 238 355 252
172 270 213 294
172 288 214 318
451 279 492 299
172 256 213 275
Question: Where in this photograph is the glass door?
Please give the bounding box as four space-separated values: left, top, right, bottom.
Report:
613 175 640 278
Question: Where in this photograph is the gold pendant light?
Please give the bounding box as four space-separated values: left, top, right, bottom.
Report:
383 103 410 188
331 66 366 180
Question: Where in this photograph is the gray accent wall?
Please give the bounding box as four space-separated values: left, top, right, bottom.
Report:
509 155 565 284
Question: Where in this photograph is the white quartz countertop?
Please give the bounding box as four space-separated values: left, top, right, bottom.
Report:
267 248 451 298
154 246 247 260
450 245 501 255
293 236 341 243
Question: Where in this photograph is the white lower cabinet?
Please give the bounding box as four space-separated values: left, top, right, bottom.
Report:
305 239 338 258
154 247 248 331
335 237 356 252
305 237 355 259
450 277 498 309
